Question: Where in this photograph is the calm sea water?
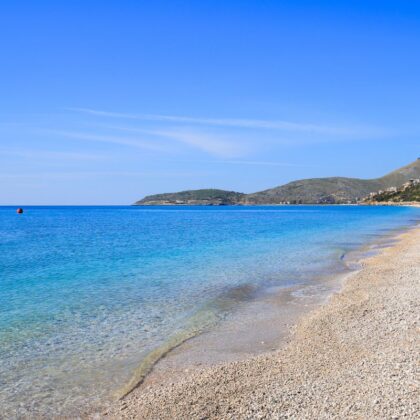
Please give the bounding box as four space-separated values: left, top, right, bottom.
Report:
0 205 419 416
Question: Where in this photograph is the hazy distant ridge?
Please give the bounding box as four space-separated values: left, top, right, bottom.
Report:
134 159 420 205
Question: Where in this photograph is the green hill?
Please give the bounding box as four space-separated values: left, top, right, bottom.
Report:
243 177 381 204
135 189 245 205
365 180 420 203
244 159 420 204
134 159 420 205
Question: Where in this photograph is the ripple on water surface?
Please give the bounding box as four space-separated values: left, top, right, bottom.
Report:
0 205 419 417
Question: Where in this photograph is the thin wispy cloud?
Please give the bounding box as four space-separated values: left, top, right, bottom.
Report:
0 148 106 161
45 130 174 153
107 125 245 158
70 107 387 137
150 129 244 157
45 127 244 158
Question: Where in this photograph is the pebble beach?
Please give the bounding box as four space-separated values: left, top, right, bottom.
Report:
104 224 420 419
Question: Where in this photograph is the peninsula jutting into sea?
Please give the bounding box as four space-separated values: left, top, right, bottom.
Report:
135 159 420 205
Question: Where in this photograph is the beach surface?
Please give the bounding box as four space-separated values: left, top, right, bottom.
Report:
104 224 419 419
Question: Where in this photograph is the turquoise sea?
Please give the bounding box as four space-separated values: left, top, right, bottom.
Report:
0 205 419 416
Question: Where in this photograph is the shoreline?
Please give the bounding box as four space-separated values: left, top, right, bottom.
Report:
113 262 349 401
103 223 420 419
112 221 417 403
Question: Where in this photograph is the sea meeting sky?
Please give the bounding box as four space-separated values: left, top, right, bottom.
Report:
1 1 419 205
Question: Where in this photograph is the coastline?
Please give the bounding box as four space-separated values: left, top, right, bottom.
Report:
103 223 420 419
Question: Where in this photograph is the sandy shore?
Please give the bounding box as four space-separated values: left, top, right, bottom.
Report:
104 225 420 419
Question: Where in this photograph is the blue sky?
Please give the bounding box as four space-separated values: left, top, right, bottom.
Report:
1 1 419 204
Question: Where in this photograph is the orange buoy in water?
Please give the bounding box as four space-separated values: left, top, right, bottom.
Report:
17 208 23 214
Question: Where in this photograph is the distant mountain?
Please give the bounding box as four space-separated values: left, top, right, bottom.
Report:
244 159 420 204
135 189 245 205
243 177 382 204
134 159 420 205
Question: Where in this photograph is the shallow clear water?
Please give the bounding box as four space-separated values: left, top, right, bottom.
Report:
0 205 419 416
